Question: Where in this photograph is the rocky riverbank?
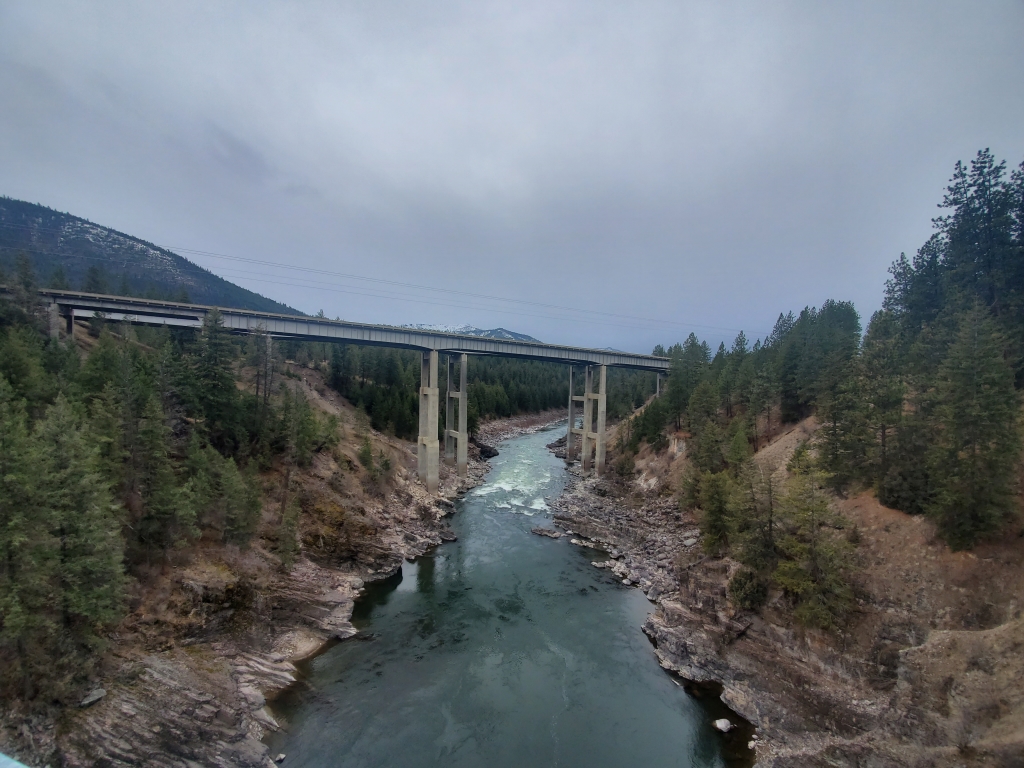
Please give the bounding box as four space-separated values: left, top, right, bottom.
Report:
549 426 1024 767
475 408 567 445
1 403 499 767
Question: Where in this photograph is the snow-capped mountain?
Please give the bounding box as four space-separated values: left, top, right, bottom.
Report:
402 324 540 342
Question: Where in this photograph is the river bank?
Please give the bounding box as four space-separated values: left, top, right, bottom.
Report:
548 421 1024 767
475 407 568 444
2 394 532 767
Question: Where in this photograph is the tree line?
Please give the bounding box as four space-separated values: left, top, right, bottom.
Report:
623 150 1022 628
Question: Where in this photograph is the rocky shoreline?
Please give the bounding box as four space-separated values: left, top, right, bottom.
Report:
547 439 1024 767
475 408 567 445
3 430 492 767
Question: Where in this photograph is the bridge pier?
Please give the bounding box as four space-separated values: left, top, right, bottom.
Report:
47 302 61 339
566 367 579 463
418 350 440 494
572 365 607 475
445 353 468 478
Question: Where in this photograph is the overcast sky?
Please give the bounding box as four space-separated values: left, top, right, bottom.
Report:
2 2 1022 352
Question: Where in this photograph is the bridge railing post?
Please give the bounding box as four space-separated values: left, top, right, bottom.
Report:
418 350 440 494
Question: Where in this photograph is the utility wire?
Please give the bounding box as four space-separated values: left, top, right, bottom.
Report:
1 241 673 333
0 222 745 334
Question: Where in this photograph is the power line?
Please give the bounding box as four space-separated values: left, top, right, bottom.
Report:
0 222 745 334
1 242 678 333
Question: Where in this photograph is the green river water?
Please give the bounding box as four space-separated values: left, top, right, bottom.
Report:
268 426 751 767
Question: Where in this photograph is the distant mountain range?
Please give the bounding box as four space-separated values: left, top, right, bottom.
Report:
402 323 540 342
0 197 297 314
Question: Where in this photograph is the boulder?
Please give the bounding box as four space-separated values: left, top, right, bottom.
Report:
79 688 106 708
531 527 563 539
473 439 499 458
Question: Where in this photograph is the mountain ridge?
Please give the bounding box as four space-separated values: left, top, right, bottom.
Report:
0 197 298 314
401 323 541 342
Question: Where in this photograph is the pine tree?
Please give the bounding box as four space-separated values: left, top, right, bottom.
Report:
860 311 906 485
0 378 55 699
725 426 752 468
774 471 853 629
691 421 724 474
48 266 70 290
133 396 195 558
687 379 718 435
698 471 732 554
36 396 126 639
728 463 781 612
191 309 241 453
814 366 867 492
928 306 1021 549
83 265 108 294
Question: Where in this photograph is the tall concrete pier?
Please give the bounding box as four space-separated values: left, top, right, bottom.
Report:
445 353 469 478
418 350 440 493
568 364 607 474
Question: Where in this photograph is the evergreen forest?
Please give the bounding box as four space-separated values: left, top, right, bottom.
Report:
621 150 1023 627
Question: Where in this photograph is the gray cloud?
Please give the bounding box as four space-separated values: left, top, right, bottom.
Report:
1 0 1022 351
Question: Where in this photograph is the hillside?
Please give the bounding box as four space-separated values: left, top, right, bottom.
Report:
0 294 486 766
552 417 1024 766
0 197 297 313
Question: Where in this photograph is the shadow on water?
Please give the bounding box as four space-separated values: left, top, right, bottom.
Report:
268 427 755 768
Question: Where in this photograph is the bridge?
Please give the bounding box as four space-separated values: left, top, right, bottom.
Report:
31 289 670 492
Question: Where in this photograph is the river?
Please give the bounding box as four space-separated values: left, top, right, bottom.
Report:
268 426 742 767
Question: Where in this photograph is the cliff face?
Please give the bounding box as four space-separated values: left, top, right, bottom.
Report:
551 421 1024 767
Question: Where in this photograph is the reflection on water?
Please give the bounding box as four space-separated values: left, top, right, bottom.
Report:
269 427 742 768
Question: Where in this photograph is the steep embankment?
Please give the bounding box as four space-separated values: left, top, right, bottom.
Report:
1 356 488 768
551 419 1024 767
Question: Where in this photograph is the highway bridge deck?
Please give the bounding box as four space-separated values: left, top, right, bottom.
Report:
31 289 670 372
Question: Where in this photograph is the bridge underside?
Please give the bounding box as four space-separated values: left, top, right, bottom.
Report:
31 289 670 491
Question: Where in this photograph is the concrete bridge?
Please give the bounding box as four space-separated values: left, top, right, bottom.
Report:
31 289 670 492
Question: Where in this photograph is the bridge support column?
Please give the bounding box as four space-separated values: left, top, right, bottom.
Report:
581 367 594 471
65 307 74 337
579 365 607 475
47 303 61 339
656 373 661 396
595 365 607 475
445 356 456 466
566 366 580 463
444 354 469 478
418 350 440 494
456 354 468 477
